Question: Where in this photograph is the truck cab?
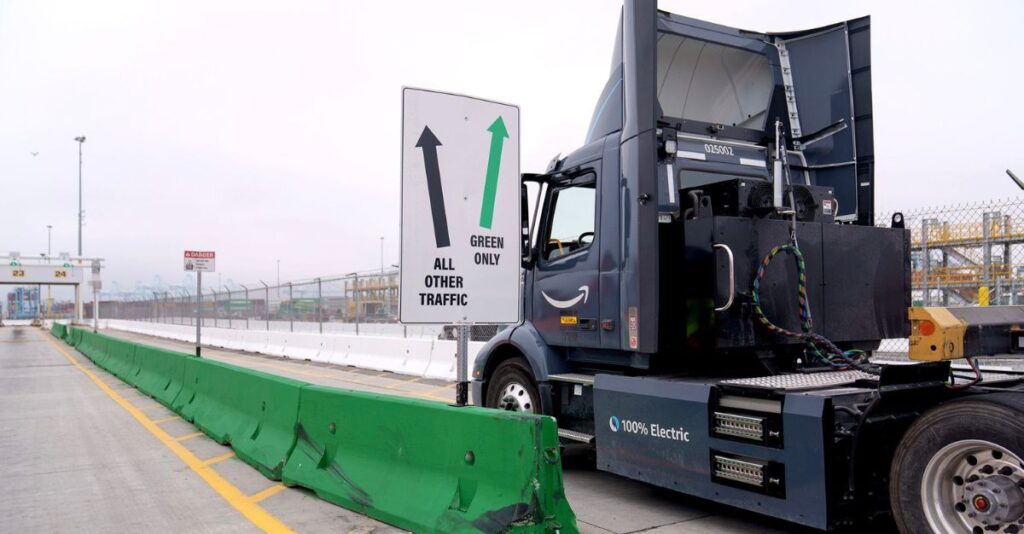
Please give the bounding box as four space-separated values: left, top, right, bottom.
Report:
473 1 906 417
470 2 1024 532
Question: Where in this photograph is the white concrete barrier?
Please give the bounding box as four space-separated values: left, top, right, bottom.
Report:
237 330 269 354
101 319 481 380
286 332 325 361
264 331 291 357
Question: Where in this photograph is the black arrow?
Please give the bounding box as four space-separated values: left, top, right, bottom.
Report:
416 126 450 248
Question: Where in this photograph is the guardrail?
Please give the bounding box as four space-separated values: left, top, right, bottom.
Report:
54 326 577 533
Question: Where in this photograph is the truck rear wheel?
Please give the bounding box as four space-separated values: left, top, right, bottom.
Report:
485 358 539 414
890 397 1024 534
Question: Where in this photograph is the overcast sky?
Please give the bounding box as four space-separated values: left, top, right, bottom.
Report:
1 0 1022 296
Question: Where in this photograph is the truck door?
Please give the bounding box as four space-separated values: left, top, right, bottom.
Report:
770 17 872 224
532 170 601 348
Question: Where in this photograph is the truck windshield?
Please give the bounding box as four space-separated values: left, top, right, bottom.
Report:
656 32 773 130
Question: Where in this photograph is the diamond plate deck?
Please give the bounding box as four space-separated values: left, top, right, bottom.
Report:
719 370 878 391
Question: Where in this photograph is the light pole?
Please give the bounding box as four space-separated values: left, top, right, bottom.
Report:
46 225 52 318
380 237 384 274
276 259 281 300
74 136 86 256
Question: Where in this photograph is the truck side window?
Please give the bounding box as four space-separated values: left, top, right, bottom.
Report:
543 182 596 261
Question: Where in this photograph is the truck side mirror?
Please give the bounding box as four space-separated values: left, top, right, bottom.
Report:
521 183 534 268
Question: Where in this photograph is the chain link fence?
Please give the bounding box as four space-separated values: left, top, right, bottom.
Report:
96 268 503 341
877 196 1024 352
93 197 1024 352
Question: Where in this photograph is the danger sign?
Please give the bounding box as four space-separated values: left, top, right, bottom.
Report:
184 250 216 272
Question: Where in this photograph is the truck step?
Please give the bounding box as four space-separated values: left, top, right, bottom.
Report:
548 373 595 385
558 428 595 443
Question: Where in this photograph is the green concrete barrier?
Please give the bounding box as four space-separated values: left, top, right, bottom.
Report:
180 358 303 479
76 330 109 364
49 322 67 340
61 327 578 533
102 336 138 382
66 326 84 347
283 385 576 533
131 345 186 408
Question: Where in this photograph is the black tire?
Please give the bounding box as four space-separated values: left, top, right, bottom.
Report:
484 358 541 414
890 396 1024 534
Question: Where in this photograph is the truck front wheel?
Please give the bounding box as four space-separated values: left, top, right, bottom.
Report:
890 396 1024 534
485 358 540 414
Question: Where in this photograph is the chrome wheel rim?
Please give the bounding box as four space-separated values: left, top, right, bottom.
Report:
497 381 534 413
921 439 1024 533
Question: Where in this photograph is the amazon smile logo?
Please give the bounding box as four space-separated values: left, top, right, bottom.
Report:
541 286 589 309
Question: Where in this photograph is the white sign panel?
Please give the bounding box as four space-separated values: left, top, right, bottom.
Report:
0 264 83 284
184 250 216 272
400 88 521 324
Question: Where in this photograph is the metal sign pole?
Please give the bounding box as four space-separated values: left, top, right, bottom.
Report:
195 271 202 357
456 323 469 405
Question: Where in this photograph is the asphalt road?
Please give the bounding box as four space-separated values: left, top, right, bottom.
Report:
3 325 806 533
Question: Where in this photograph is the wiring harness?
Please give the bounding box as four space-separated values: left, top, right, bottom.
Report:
751 119 878 372
751 242 876 370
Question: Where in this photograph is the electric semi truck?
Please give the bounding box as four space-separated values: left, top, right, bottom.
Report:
471 2 1024 532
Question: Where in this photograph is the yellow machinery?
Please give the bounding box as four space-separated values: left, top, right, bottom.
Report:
909 306 1024 360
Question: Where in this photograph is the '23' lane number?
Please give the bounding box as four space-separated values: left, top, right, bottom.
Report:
704 144 734 156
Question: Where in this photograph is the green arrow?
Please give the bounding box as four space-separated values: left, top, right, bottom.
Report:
479 116 509 229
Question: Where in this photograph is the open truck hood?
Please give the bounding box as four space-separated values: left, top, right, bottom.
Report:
588 2 873 224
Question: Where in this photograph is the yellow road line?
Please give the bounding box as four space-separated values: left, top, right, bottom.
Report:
40 331 294 534
175 431 204 442
383 376 422 389
152 415 181 424
203 451 236 466
422 384 455 396
249 484 287 503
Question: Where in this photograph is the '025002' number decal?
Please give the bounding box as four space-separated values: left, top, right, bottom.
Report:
704 143 734 156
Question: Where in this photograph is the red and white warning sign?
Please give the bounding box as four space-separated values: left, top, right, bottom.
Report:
183 250 216 272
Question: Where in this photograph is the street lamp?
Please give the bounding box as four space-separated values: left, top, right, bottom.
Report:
46 225 52 318
74 136 86 256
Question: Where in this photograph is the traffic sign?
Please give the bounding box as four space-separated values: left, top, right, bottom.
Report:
400 88 521 324
184 250 216 272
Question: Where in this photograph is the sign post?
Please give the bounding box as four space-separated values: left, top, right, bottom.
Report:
399 88 521 405
184 250 215 357
90 259 102 333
